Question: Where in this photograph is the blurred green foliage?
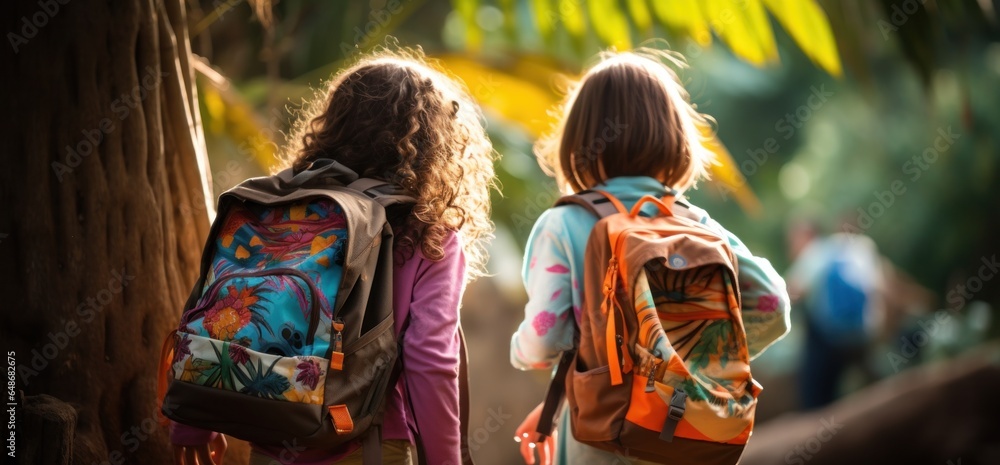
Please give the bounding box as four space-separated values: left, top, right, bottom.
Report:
190 0 1000 365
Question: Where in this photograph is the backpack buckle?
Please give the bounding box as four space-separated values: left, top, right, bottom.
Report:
668 388 687 421
660 388 687 442
668 404 685 422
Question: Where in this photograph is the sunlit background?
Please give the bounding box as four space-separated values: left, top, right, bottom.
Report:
190 1 1000 463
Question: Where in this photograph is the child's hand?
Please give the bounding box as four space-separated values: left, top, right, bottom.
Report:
514 402 557 465
173 432 227 465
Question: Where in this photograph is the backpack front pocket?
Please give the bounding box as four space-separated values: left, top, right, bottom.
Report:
169 332 329 405
565 358 629 443
181 268 332 359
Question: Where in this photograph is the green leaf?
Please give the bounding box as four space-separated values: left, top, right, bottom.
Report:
196 73 277 173
703 0 777 66
531 0 554 39
497 0 515 13
453 0 482 50
240 358 290 400
497 0 516 34
436 54 561 137
762 0 843 76
742 0 779 62
626 0 653 32
651 0 712 46
558 0 587 39
588 0 632 49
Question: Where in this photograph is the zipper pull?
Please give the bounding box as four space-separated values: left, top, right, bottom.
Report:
333 319 344 353
330 319 345 371
645 359 662 393
604 257 619 297
617 334 634 374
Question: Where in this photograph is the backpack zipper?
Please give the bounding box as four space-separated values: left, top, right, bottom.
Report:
361 361 391 416
182 268 323 346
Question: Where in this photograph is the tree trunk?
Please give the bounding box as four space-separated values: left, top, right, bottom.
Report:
0 0 220 462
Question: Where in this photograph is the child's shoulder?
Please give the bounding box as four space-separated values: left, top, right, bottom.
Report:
534 203 599 232
674 196 709 222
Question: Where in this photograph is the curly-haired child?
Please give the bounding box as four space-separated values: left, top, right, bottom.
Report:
171 46 497 465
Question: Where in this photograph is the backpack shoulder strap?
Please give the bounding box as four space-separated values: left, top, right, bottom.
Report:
536 349 575 438
555 190 627 218
457 326 475 465
535 190 625 439
347 178 417 208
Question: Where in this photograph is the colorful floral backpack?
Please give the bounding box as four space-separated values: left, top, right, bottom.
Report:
158 160 418 463
536 191 760 465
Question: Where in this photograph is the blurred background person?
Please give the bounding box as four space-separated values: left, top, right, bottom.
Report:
785 218 885 409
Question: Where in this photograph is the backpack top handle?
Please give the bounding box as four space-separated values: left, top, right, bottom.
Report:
629 195 676 218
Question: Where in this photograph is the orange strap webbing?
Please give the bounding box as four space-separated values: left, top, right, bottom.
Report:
328 404 354 434
156 331 177 426
603 257 633 386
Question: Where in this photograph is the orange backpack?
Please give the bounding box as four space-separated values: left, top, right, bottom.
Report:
536 190 760 464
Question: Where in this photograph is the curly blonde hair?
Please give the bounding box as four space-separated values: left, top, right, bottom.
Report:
535 48 715 194
280 46 496 281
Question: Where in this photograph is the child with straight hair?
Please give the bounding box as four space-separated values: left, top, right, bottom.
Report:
170 47 496 465
510 49 791 465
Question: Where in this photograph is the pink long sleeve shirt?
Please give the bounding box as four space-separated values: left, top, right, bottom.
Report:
172 231 467 465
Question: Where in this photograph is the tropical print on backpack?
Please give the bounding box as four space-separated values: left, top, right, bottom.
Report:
547 192 758 465
627 261 758 444
170 198 347 405
160 161 410 455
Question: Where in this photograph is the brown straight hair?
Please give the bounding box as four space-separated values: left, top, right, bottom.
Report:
536 49 714 194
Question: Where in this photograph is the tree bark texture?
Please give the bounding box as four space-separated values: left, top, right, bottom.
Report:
0 0 217 462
